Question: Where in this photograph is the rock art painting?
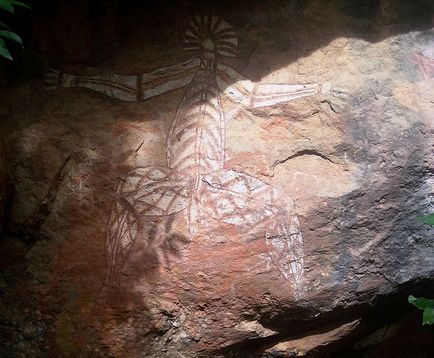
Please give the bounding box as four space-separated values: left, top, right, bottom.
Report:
46 16 337 297
412 33 434 80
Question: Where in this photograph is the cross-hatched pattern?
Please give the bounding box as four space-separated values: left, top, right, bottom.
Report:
43 15 313 295
43 15 332 296
265 215 304 295
197 169 284 228
115 167 191 216
105 194 140 286
192 169 304 292
105 166 190 286
167 65 225 177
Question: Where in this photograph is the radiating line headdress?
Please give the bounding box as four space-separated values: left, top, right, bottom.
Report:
183 16 238 58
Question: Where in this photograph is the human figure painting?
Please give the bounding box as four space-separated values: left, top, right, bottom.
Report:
47 16 338 298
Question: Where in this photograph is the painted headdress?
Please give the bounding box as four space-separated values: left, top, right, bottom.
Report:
184 16 238 58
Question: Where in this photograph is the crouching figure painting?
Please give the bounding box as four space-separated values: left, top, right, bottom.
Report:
47 16 338 298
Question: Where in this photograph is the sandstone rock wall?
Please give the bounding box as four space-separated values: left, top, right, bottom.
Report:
0 140 6 232
0 0 434 356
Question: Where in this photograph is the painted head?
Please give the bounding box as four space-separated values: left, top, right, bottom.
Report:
184 16 238 61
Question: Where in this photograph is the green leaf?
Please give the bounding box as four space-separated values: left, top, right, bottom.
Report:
422 303 434 325
408 295 428 310
0 21 11 30
0 40 13 60
409 296 434 325
11 1 30 9
0 0 14 13
0 30 22 47
417 213 434 226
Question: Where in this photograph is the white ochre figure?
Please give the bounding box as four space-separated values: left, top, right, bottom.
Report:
46 16 340 298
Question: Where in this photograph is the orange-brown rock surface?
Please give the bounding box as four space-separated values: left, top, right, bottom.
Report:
1 1 434 357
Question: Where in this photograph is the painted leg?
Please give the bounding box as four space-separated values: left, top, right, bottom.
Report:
265 210 304 297
198 169 305 295
104 166 190 287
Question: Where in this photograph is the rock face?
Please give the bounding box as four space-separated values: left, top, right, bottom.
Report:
34 0 119 65
1 0 434 357
0 140 6 231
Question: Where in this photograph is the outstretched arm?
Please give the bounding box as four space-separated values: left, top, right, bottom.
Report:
217 62 340 109
249 82 330 109
46 58 200 101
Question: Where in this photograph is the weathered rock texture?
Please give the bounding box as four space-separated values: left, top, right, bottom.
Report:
34 0 119 65
0 140 6 232
1 0 434 357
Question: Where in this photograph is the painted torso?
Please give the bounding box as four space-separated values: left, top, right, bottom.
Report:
167 56 225 186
